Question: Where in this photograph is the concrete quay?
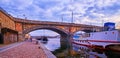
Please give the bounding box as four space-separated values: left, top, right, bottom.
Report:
0 40 56 58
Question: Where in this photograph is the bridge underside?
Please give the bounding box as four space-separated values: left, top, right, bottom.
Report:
22 26 70 42
23 26 68 37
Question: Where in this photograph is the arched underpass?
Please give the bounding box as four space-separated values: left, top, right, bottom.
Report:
23 26 70 46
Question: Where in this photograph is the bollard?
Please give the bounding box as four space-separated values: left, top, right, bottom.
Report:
38 46 41 49
36 41 38 44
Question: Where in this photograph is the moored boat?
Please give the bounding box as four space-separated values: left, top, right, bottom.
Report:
72 22 120 49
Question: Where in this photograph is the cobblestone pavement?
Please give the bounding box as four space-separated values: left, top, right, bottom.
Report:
0 41 47 58
0 42 23 53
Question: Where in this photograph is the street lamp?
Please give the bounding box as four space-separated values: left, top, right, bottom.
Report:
23 14 27 30
70 11 81 24
71 11 74 23
23 14 27 40
61 14 64 23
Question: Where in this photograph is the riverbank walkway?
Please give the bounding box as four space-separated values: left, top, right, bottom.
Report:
0 40 56 58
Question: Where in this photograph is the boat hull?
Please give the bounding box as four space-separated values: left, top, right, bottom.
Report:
72 40 120 49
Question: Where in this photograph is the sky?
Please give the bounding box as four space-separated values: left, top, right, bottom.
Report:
1 0 120 36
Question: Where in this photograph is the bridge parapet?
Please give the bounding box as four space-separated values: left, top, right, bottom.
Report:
14 18 102 28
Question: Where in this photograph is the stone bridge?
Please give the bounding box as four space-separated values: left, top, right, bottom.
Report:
0 7 102 44
14 18 102 40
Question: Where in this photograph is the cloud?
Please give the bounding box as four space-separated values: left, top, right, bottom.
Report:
95 0 118 8
1 0 120 35
1 0 120 25
1 0 33 10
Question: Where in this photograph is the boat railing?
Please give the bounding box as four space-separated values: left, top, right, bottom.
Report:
74 39 92 45
74 39 89 42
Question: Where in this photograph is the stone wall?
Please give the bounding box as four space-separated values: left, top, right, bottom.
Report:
0 9 18 44
0 10 15 30
2 28 18 44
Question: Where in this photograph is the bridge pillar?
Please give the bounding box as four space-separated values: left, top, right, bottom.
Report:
68 33 73 45
60 34 68 49
60 33 73 49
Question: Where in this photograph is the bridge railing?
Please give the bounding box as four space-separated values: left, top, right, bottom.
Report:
14 17 103 29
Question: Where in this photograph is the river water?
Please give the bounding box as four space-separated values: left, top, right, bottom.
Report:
40 37 120 58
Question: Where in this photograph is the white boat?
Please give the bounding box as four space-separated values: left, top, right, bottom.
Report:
72 22 120 49
72 22 120 48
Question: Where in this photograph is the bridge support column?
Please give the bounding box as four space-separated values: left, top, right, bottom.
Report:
60 35 68 49
60 33 73 49
67 34 73 45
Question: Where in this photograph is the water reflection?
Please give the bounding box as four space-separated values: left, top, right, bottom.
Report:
105 49 120 58
72 44 120 58
40 38 60 51
72 44 107 58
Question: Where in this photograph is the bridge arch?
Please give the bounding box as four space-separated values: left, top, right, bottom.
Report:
23 26 69 39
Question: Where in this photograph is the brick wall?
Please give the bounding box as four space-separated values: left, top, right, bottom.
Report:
2 28 18 44
0 11 15 30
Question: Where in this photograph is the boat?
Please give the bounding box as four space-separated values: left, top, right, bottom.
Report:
42 36 48 41
37 36 48 41
72 22 120 49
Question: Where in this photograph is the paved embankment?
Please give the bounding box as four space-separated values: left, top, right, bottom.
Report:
0 41 56 58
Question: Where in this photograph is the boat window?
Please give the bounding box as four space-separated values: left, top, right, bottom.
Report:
80 33 90 38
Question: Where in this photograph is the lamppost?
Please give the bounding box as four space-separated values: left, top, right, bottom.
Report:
23 14 27 40
61 14 64 23
23 14 27 30
70 10 81 24
71 11 74 23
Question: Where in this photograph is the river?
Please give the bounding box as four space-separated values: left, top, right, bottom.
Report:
40 37 120 58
